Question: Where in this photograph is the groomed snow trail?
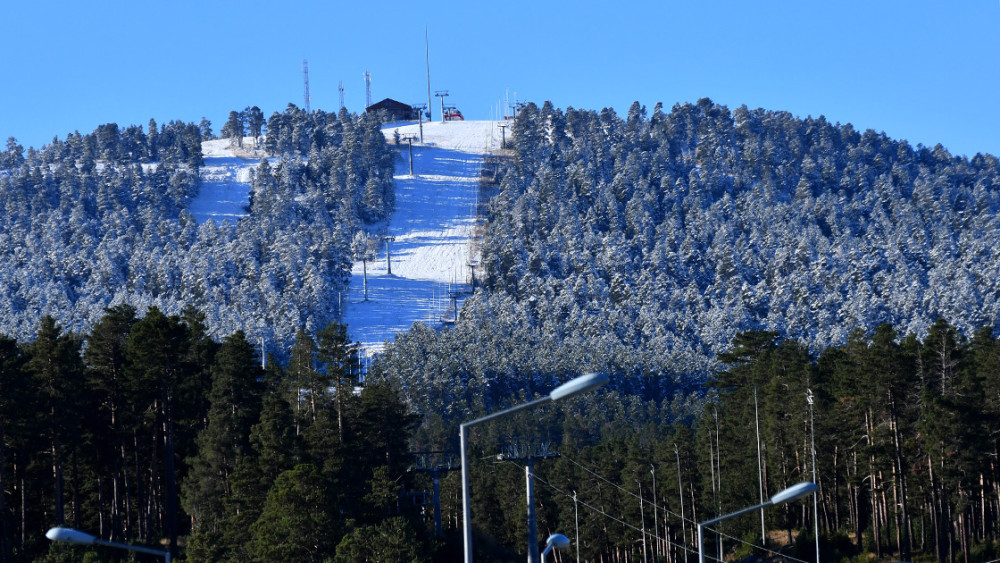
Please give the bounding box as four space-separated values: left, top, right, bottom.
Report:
343 120 507 359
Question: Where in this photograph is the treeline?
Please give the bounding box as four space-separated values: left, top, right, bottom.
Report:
700 320 1000 562
4 119 204 169
0 307 435 562
0 106 395 352
482 99 1000 388
366 320 1000 562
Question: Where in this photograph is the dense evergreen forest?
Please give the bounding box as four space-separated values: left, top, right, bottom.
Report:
4 97 1000 561
3 313 999 562
0 308 431 562
365 100 1000 561
0 105 395 351
371 99 1000 419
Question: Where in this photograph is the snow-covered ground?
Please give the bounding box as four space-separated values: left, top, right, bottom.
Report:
189 120 509 361
190 138 267 223
344 120 507 360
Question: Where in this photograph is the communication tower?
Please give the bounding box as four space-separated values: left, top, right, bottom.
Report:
303 59 311 114
364 71 373 108
339 80 345 110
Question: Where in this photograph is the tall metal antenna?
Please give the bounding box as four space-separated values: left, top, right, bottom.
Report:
302 59 311 114
364 71 372 108
426 25 432 121
339 80 345 110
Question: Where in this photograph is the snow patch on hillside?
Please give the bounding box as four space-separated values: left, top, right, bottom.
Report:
190 122 507 360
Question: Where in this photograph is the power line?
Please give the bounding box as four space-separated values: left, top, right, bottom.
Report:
502 459 700 561
544 454 809 563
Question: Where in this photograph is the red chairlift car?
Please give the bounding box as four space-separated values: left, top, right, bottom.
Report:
444 108 464 121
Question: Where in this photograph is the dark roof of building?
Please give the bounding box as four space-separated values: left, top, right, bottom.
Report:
366 98 413 112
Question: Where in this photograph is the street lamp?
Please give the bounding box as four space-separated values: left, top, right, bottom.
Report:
697 481 818 563
461 372 609 563
46 527 171 562
541 533 570 562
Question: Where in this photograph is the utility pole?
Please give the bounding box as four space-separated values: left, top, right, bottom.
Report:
808 389 820 563
498 122 508 149
755 385 766 545
651 465 660 561
498 437 560 563
435 90 449 122
572 490 580 563
675 443 687 560
714 407 722 562
637 478 649 563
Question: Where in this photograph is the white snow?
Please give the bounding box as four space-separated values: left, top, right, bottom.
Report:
344 120 507 359
190 138 269 223
189 121 510 361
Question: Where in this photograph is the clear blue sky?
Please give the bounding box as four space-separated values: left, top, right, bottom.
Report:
3 1 998 158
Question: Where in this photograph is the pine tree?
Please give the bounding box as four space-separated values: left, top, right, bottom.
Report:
316 321 358 443
24 316 86 526
221 111 244 149
181 330 262 535
126 307 189 555
0 335 26 561
249 463 337 562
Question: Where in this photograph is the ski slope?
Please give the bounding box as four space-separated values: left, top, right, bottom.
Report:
344 120 507 361
190 120 508 360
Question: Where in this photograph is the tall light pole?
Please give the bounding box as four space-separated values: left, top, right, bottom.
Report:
461 373 609 563
754 384 766 544
541 533 570 562
675 443 687 559
46 527 171 562
808 389 820 563
637 478 648 563
697 482 818 563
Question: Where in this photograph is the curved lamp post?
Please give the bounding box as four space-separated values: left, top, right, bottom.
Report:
461 372 609 563
541 533 571 562
697 481 817 563
46 527 171 562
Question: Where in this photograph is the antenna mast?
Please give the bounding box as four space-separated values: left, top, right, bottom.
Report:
364 71 372 108
302 59 311 114
339 80 345 110
426 25 432 121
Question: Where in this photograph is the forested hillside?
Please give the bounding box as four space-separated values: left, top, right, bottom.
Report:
372 98 1000 419
365 100 1000 562
0 105 395 349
